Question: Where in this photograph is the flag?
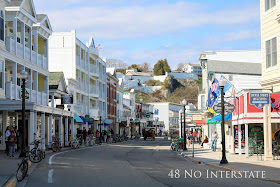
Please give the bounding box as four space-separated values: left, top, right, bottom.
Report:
208 78 220 108
95 44 102 49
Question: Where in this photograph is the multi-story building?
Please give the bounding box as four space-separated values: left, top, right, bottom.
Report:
182 63 202 75
260 0 280 160
116 87 124 134
48 31 107 131
123 90 136 135
148 102 183 136
106 68 118 133
0 0 73 150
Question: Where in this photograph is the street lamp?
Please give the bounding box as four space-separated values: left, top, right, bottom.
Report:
130 118 133 139
219 79 228 164
181 112 183 138
99 115 102 132
67 104 71 111
18 70 28 157
181 99 187 151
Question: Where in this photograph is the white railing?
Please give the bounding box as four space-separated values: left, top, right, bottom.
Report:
16 43 24 58
31 90 36 102
25 88 30 101
11 84 15 99
25 47 31 62
43 57 48 69
42 93 47 105
31 51 37 64
38 92 42 105
38 54 43 67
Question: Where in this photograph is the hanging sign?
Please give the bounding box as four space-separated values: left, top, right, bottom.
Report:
249 92 270 109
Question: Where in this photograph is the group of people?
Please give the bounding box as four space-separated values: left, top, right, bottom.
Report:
5 126 19 157
77 127 115 144
199 130 219 152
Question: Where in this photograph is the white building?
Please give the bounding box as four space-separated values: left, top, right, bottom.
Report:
198 50 262 110
182 63 202 75
148 102 183 136
0 0 73 150
48 30 107 130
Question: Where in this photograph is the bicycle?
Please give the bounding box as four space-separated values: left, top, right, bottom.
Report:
16 152 31 182
29 139 45 163
52 137 62 152
71 137 80 149
85 135 95 147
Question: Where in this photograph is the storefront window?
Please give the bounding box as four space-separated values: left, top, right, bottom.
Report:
0 112 3 145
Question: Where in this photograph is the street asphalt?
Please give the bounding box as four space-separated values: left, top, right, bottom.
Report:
17 138 279 187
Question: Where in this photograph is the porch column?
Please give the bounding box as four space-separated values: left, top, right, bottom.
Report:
29 111 35 150
28 70 32 101
51 94 55 108
48 115 53 148
13 17 17 54
238 123 241 155
21 22 25 59
34 112 37 140
245 123 249 158
34 71 38 103
65 117 69 146
44 77 49 105
231 125 235 154
71 118 75 138
28 26 32 60
33 30 38 65
12 63 17 99
58 116 63 146
41 113 45 151
264 105 273 160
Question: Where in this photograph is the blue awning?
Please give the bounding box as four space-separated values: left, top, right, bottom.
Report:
79 116 86 124
74 114 83 123
207 113 232 123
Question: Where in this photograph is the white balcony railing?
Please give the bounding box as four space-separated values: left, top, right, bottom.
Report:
31 90 36 102
17 43 24 58
31 51 37 64
25 47 31 62
43 57 48 69
38 92 42 105
38 54 43 67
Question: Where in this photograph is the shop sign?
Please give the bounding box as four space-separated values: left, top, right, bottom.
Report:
192 115 202 121
249 92 270 109
85 115 90 122
213 102 235 116
89 118 94 123
73 104 82 112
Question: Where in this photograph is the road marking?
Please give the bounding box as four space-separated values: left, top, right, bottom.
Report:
49 147 90 165
48 169 54 183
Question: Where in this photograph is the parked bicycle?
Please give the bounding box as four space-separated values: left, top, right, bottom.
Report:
52 137 62 152
170 138 182 151
16 151 31 182
29 139 45 163
71 136 81 149
85 135 96 147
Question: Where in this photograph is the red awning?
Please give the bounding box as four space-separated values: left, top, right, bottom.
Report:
193 119 206 126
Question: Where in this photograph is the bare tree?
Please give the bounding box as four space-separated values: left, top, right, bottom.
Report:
176 62 185 71
140 62 151 72
106 59 128 69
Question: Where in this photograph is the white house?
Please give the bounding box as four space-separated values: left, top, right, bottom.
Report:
0 0 74 150
48 30 107 130
182 63 202 75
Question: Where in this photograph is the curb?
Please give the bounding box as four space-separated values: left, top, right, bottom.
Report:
179 152 280 185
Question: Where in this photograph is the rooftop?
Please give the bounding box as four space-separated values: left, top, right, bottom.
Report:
49 72 63 86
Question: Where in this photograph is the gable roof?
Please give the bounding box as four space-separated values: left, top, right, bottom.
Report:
49 72 63 86
7 0 23 6
7 0 37 21
35 14 52 32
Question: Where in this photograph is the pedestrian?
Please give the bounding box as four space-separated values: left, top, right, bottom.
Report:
8 127 17 157
103 130 107 143
83 127 87 145
201 135 208 147
107 129 111 142
123 129 126 136
5 126 10 156
211 130 218 151
14 126 20 153
96 130 101 144
88 128 92 135
187 132 192 147
192 131 197 143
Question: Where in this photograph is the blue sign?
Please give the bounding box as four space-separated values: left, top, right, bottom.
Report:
249 92 270 109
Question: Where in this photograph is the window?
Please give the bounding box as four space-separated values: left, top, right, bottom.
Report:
266 37 277 69
265 0 276 11
0 61 2 88
0 11 3 41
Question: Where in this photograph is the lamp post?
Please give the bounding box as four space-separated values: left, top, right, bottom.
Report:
18 70 28 157
99 115 102 132
67 104 71 111
181 112 183 138
219 79 228 164
130 118 133 139
182 99 187 150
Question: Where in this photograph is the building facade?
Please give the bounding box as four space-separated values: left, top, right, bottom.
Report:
182 63 202 75
0 0 74 150
48 31 107 131
106 68 118 133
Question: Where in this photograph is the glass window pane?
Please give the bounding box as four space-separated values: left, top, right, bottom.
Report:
272 37 277 52
265 0 270 11
267 54 271 68
271 0 276 7
266 40 271 54
272 52 277 66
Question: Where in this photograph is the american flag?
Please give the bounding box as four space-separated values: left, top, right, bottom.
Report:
210 78 219 92
95 44 102 49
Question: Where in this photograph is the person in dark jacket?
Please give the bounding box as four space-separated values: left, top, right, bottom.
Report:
8 128 17 157
83 127 87 144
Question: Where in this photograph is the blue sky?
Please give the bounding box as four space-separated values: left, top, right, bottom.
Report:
34 0 260 69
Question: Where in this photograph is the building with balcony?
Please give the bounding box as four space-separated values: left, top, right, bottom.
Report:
0 0 74 151
48 30 107 130
106 68 118 133
116 87 124 134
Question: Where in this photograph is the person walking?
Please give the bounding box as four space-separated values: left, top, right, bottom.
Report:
8 127 17 157
103 130 107 143
211 130 218 151
5 126 10 156
96 130 101 144
83 127 87 145
107 129 111 143
187 132 192 147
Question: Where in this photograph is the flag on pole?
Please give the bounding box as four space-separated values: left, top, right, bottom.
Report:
208 78 220 108
95 44 102 49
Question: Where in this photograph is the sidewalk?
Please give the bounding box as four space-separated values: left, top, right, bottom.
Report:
180 143 280 183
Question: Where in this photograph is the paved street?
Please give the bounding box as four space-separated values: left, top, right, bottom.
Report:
14 138 277 187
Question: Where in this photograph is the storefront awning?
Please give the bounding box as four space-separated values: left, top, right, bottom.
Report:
79 116 86 124
74 113 83 123
206 113 232 124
